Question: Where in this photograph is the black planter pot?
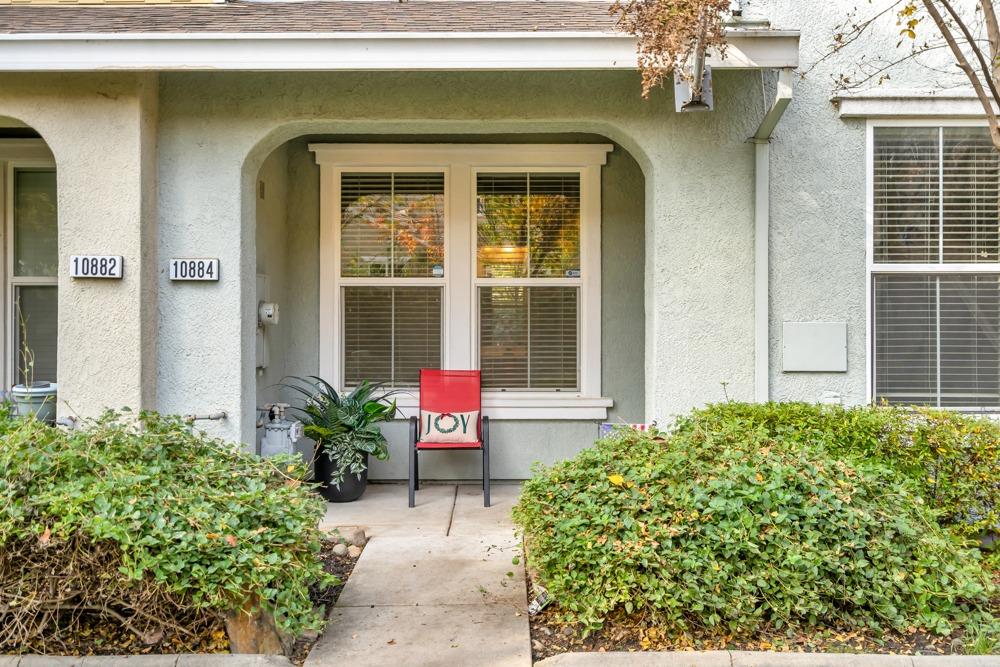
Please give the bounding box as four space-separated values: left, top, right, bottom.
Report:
313 449 369 503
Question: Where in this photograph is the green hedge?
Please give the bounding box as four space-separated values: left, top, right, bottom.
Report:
514 403 998 638
678 402 999 537
0 411 332 647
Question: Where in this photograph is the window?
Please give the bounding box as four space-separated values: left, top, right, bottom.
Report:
314 144 612 419
870 124 1000 409
338 172 445 388
0 145 58 390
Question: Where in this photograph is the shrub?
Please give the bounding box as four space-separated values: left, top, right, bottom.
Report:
0 411 333 649
678 402 999 538
514 409 997 637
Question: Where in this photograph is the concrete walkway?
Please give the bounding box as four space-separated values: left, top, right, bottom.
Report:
307 483 530 667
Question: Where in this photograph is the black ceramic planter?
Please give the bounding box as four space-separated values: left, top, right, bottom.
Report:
314 450 369 503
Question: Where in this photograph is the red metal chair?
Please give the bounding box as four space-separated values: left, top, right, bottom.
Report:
409 369 490 508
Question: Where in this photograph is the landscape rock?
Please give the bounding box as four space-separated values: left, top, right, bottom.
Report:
347 545 363 558
344 527 367 547
332 543 348 557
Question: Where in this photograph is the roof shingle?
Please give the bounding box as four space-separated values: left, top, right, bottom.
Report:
0 1 621 35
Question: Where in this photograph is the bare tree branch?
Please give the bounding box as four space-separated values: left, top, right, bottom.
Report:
938 0 1000 104
921 0 1000 150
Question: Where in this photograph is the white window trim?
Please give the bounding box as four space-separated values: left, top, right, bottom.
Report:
865 118 1000 412
311 143 613 420
0 139 56 391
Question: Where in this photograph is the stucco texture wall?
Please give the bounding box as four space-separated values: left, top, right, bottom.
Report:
0 73 159 419
153 68 761 449
1 0 944 469
257 135 645 479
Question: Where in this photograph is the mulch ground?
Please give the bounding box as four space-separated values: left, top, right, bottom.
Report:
3 538 359 659
290 539 359 665
529 570 1000 661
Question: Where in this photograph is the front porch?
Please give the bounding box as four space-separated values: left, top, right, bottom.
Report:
311 482 529 666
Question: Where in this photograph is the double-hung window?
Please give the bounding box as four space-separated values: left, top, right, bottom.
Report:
314 144 612 418
1 141 58 390
870 124 1000 410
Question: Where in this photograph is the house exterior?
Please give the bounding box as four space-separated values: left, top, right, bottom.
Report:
0 0 994 479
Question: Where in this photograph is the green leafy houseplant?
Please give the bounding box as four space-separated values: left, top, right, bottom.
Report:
0 410 333 651
285 377 398 493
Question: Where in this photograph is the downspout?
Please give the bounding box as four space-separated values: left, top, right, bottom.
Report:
751 68 794 402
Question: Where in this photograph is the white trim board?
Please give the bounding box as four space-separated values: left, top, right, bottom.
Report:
313 142 612 420
0 30 800 72
837 92 997 118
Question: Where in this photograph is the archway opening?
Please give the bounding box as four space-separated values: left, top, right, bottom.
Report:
0 117 59 398
249 132 646 481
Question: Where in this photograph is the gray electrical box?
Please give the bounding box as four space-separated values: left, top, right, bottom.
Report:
782 322 848 372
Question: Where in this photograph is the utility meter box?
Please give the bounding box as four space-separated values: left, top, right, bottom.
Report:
782 322 848 372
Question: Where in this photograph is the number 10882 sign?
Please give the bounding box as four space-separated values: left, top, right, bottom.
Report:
70 255 123 279
170 258 219 281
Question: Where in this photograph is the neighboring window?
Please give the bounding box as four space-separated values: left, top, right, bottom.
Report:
476 173 581 390
872 125 1000 409
339 172 444 388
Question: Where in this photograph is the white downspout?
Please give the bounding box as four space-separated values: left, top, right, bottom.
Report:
752 68 794 402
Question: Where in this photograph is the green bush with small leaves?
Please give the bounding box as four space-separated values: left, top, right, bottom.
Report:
514 404 998 638
0 411 333 648
678 402 999 538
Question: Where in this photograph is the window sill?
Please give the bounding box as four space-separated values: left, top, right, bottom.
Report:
392 393 613 420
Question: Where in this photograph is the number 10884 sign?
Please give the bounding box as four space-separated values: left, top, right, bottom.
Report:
170 258 219 281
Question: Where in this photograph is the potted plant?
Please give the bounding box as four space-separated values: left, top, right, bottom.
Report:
285 377 397 502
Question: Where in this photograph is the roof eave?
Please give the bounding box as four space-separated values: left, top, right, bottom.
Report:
0 29 800 72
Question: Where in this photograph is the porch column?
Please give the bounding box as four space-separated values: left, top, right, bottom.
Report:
0 73 160 419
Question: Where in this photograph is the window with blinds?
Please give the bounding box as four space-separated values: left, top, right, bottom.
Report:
479 286 578 390
477 172 581 278
476 171 582 390
342 286 442 389
340 172 445 278
874 127 999 264
872 126 1000 410
11 168 58 385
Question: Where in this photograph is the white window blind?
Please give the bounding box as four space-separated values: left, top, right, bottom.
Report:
476 172 580 278
874 127 999 264
342 286 442 389
340 172 445 278
478 286 578 391
872 125 1000 410
874 274 1000 409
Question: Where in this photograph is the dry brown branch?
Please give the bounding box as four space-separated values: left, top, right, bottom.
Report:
610 0 731 98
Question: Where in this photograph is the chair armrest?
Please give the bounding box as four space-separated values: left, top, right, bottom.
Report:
409 415 420 445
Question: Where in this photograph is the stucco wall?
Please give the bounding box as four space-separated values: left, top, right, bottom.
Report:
260 135 646 479
150 68 763 447
0 0 963 468
0 73 159 418
254 143 289 412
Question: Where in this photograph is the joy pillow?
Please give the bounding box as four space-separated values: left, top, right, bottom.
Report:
419 410 479 443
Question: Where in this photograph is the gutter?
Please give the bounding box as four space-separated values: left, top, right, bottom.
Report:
751 68 794 403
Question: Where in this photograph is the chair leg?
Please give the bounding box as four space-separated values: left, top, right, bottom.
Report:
482 417 491 508
414 451 420 491
408 416 418 508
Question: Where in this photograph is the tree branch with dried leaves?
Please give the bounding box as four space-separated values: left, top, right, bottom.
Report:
610 0 732 98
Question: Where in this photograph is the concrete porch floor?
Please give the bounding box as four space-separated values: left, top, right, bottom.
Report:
308 483 530 667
